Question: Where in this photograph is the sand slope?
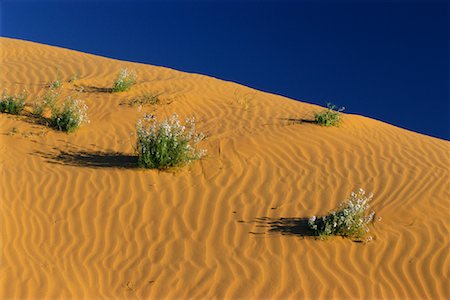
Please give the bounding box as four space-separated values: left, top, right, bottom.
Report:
0 37 449 299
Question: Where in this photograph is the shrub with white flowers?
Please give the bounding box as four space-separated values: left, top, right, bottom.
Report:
112 68 137 92
50 97 89 133
308 188 377 241
0 91 26 115
136 113 206 169
314 103 345 127
32 89 60 117
49 78 62 90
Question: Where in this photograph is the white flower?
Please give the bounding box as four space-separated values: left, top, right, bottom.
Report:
135 113 206 168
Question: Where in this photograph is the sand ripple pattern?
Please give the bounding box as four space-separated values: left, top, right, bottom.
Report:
1 37 449 299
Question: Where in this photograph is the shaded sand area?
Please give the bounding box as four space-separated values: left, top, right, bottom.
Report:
1 37 449 299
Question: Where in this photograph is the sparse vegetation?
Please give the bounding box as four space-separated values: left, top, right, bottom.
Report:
1 87 88 133
41 89 59 109
314 103 344 127
68 72 79 83
31 101 45 117
233 89 256 110
124 92 161 106
32 89 59 117
48 70 62 89
49 78 62 89
308 188 377 241
136 113 206 169
0 91 26 115
112 69 137 92
50 97 89 132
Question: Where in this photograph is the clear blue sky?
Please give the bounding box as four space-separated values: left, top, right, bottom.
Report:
1 0 448 140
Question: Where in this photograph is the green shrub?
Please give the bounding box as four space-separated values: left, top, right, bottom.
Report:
112 69 137 92
50 97 89 132
136 113 206 169
32 89 59 117
41 89 59 109
31 101 45 117
48 69 62 89
49 79 62 89
0 91 26 115
308 189 376 241
314 103 344 126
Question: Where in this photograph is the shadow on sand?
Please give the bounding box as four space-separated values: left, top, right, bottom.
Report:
279 117 317 124
36 149 138 169
249 217 315 237
73 85 114 93
249 216 366 243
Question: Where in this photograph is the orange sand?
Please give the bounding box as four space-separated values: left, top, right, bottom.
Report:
1 37 449 299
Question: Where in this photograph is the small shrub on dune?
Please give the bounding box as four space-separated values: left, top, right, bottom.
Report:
31 101 45 117
112 68 137 92
32 89 59 117
50 97 89 133
314 103 344 127
136 113 206 169
48 70 63 90
43 89 59 108
49 78 62 90
0 91 26 115
308 188 377 242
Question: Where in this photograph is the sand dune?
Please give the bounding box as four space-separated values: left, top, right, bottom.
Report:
1 37 449 299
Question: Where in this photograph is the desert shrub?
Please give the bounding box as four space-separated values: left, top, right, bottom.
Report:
50 97 89 132
31 101 45 117
308 188 376 241
47 69 63 89
49 78 62 89
112 69 137 92
136 113 206 169
0 91 26 115
314 103 344 126
41 89 59 109
32 89 59 117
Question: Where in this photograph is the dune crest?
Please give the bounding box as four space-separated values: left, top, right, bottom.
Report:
1 37 449 299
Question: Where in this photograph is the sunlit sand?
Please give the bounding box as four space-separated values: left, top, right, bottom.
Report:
1 37 448 299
